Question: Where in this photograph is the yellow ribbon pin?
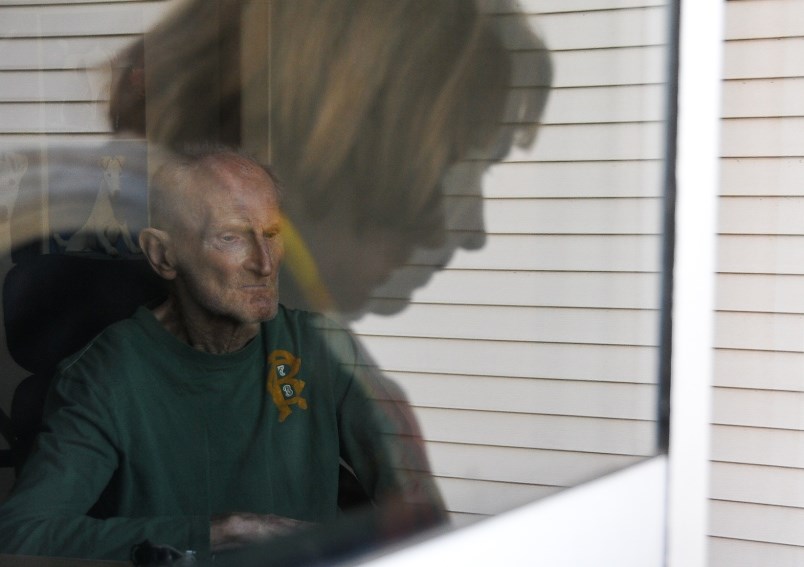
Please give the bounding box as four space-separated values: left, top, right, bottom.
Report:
266 349 308 422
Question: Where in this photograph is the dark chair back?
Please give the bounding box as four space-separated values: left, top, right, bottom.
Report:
3 254 166 472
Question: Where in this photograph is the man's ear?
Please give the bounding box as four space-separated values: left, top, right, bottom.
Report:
139 228 177 280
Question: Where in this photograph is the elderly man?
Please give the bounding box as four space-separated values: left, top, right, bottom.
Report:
0 147 443 561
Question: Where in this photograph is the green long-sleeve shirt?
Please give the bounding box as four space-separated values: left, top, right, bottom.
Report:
0 305 442 561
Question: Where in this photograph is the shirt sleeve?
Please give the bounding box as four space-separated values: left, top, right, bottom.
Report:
322 319 446 521
0 364 211 561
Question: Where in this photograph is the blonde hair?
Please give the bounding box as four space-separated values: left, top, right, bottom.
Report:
110 0 551 234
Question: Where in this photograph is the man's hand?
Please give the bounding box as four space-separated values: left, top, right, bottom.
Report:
210 512 314 552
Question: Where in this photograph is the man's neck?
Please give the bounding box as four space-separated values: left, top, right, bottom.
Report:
151 296 260 354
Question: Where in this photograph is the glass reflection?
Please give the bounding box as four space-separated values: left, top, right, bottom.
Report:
0 0 669 562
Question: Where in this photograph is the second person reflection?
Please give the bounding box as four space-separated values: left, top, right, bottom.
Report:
109 0 552 316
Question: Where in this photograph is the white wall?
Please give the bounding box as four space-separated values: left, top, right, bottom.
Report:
710 1 804 564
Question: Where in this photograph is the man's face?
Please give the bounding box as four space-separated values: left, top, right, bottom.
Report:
170 158 284 326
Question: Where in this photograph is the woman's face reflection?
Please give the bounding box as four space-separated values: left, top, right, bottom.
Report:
299 160 492 317
108 0 550 316
288 184 453 314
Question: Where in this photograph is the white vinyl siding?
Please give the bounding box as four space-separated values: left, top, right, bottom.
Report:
0 2 171 140
352 2 667 523
710 0 804 564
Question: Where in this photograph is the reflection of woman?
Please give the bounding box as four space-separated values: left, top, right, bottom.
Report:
105 1 551 549
0 2 552 561
109 0 551 314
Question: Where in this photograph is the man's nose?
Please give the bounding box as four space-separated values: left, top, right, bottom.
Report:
246 238 275 275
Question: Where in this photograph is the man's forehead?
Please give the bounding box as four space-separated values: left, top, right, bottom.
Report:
204 153 260 176
185 159 277 220
198 155 277 193
178 157 278 212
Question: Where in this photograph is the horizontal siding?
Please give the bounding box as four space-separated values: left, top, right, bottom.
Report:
710 500 804 548
721 157 804 197
0 36 135 70
715 311 804 352
479 197 662 234
536 83 666 124
722 78 804 119
712 425 804 470
711 462 804 510
724 0 804 41
353 304 659 345
430 441 647 519
0 0 172 141
355 2 667 520
374 269 660 309
713 387 804 430
2 1 149 5
0 136 123 152
718 235 804 275
714 349 804 391
719 196 804 234
717 273 804 313
709 537 804 567
435 476 560 516
497 122 664 162
723 37 804 80
359 336 656 383
522 46 667 88
0 102 108 133
1 3 166 37
722 117 804 157
480 160 664 198
409 234 661 271
482 0 666 14
413 407 654 455
0 69 108 101
426 441 642 487
709 460 804 563
395 374 655 419
438 196 662 234
498 6 667 51
709 28 803 549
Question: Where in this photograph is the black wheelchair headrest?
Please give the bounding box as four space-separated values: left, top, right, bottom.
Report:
3 254 166 376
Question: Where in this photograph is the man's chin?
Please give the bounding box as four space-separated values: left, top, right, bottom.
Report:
254 305 280 323
239 298 280 323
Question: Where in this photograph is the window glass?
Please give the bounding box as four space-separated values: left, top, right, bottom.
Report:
0 0 672 561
